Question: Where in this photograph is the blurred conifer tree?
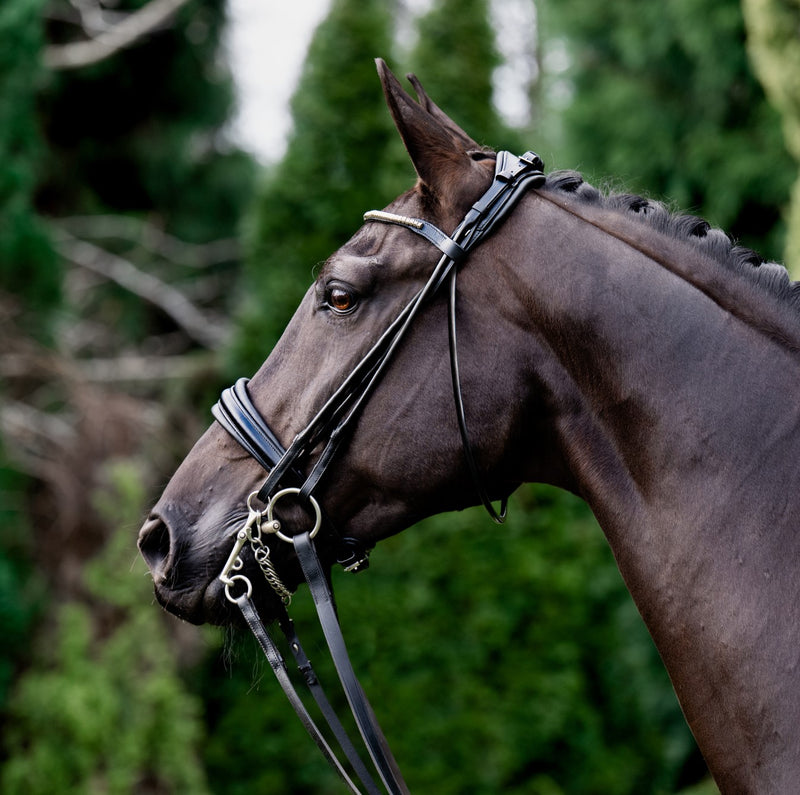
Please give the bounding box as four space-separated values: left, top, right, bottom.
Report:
0 0 59 323
742 0 800 275
411 0 522 151
539 0 793 261
230 0 401 374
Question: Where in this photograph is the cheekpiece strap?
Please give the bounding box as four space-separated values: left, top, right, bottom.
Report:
363 210 467 262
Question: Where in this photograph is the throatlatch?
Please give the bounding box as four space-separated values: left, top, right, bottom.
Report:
212 149 545 793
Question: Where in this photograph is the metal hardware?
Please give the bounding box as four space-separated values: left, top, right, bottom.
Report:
249 522 294 605
220 529 249 587
221 491 294 604
265 487 322 545
362 209 424 229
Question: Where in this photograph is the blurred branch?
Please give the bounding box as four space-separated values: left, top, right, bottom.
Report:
0 351 215 384
44 0 193 70
53 228 229 350
1 399 74 457
45 1 129 36
56 215 240 267
0 399 73 486
75 353 217 383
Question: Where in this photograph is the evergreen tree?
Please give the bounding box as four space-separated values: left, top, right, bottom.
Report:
38 0 255 348
1 462 210 794
0 0 59 322
411 0 519 150
231 0 400 373
539 0 793 261
742 0 800 275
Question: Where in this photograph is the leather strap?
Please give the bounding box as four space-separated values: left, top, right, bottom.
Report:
447 265 507 523
279 615 383 794
235 592 367 794
295 532 410 795
360 151 545 523
363 210 466 262
213 378 293 475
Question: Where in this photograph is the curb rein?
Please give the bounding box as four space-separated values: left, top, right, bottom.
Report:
212 151 546 794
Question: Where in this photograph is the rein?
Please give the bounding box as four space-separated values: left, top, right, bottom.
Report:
212 150 546 793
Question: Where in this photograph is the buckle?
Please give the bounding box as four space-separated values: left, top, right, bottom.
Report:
495 151 545 184
336 537 371 573
519 151 545 172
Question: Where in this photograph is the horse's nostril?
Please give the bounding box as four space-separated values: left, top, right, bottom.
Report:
138 514 172 576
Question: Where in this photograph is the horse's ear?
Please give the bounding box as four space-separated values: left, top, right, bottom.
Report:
404 72 477 151
375 58 483 196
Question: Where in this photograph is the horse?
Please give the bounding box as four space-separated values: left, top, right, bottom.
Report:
138 59 800 793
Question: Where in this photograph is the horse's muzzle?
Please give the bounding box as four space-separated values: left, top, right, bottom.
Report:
138 512 225 624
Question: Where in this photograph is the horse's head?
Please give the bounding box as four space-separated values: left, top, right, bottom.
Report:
138 60 545 625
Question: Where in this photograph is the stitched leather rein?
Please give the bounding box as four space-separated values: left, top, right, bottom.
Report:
212 151 546 793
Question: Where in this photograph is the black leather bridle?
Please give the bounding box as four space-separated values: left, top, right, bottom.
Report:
212 150 546 793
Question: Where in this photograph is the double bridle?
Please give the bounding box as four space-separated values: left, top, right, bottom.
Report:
212 150 546 793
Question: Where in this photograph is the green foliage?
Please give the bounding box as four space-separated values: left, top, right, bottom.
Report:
742 0 800 275
0 0 59 318
0 449 44 710
411 0 519 150
37 0 256 348
676 779 721 795
230 0 402 373
0 461 210 795
539 0 794 261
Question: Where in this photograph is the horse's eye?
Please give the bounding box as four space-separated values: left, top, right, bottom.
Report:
327 285 357 314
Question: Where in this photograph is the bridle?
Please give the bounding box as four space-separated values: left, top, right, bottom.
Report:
212 150 546 793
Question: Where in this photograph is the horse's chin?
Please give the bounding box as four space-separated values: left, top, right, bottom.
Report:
151 578 234 626
152 575 289 628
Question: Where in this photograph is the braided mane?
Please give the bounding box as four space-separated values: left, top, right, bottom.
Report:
544 170 799 310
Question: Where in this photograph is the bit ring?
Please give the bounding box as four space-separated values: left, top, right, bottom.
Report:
266 487 322 544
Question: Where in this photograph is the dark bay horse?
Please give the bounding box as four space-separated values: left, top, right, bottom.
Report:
139 60 800 792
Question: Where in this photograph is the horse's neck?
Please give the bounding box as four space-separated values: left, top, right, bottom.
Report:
508 192 800 790
510 191 800 522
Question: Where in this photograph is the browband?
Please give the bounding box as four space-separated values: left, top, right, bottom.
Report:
363 210 467 261
364 150 545 267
